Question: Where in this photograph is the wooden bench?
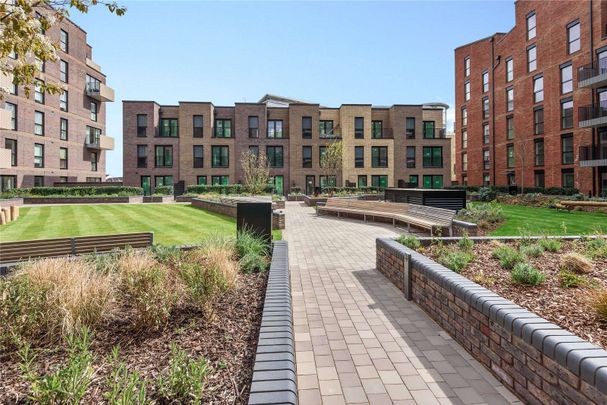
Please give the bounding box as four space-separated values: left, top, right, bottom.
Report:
0 232 154 267
317 199 455 235
558 200 607 210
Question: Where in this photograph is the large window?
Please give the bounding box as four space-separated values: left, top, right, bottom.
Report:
461 130 468 148
371 146 388 168
461 108 467 127
193 145 204 168
214 119 231 138
482 71 489 93
5 102 16 130
482 97 489 120
137 145 147 168
358 175 367 188
137 114 147 137
423 121 435 139
507 144 515 168
464 57 470 77
211 145 229 168
371 120 382 139
197 176 207 185
423 175 443 189
561 99 574 129
423 147 443 168
406 117 415 139
155 145 173 168
406 146 415 168
506 58 514 82
483 123 489 145
5 139 17 166
567 21 581 54
249 145 259 157
464 81 470 101
535 139 544 166
533 76 543 103
506 87 514 112
483 150 490 170
462 152 468 171
561 63 573 94
527 12 536 40
371 175 388 189
34 111 44 135
0 175 16 192
527 45 537 72
534 108 544 135
319 120 333 137
355 117 364 139
267 146 284 168
302 117 312 138
355 146 364 168
155 175 173 187
562 169 574 188
59 90 68 112
212 176 229 186
90 101 98 122
535 170 545 188
86 126 101 145
86 75 101 93
562 134 574 164
268 120 283 138
59 147 68 170
59 60 68 83
302 146 312 168
320 175 337 189
60 29 68 52
34 176 44 187
506 116 514 140
34 143 44 168
160 118 178 137
193 115 204 138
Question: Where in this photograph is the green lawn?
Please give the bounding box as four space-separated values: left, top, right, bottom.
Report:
489 203 607 236
0 204 281 245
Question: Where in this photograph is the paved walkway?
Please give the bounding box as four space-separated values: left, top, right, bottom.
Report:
284 202 519 405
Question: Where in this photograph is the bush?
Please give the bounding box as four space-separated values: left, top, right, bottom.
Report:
492 245 525 270
511 262 545 285
478 187 497 202
156 344 208 404
559 270 585 288
153 185 173 196
437 249 474 273
457 234 474 252
151 244 183 265
0 186 143 198
586 237 607 259
104 346 148 405
593 290 607 320
520 244 544 258
186 184 274 195
560 252 593 274
397 235 421 250
236 231 270 273
456 202 505 228
538 238 562 252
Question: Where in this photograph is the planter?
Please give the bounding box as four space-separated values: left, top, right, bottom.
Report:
192 198 285 230
175 195 195 203
273 199 286 209
143 195 174 203
23 196 143 204
303 195 327 207
287 194 304 202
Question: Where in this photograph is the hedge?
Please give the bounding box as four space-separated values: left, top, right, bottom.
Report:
320 186 381 193
0 186 144 198
185 184 274 195
446 185 579 196
153 185 173 195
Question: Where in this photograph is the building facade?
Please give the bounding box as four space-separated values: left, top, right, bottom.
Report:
455 0 607 196
123 95 451 195
0 13 115 190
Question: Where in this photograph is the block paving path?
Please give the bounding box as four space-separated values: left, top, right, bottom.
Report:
284 202 519 405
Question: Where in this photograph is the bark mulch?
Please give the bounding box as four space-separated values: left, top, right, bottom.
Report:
0 272 267 404
424 241 607 349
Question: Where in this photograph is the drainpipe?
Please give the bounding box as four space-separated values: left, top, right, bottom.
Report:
589 0 597 196
491 37 498 186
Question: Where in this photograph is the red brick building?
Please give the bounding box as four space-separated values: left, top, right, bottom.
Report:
455 0 607 196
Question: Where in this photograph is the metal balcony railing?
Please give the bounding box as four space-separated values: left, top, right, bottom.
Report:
579 100 607 122
422 127 447 139
371 128 394 139
579 144 607 161
578 57 607 82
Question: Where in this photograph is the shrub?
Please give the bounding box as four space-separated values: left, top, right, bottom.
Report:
104 346 148 405
560 252 593 274
511 262 545 285
492 245 525 270
456 202 505 228
593 290 607 320
236 231 270 273
153 185 173 196
478 187 497 202
559 269 585 288
586 237 607 259
186 184 275 195
457 234 474 252
151 244 183 265
538 238 562 252
155 344 208 403
520 244 544 258
397 235 421 250
0 186 143 198
437 249 474 273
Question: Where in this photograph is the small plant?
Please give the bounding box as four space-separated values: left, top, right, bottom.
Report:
478 187 496 202
560 252 593 274
151 244 183 264
236 231 270 273
520 244 544 258
156 344 208 403
457 233 474 252
593 290 607 320
437 249 474 273
586 237 607 259
397 234 421 250
558 269 585 288
470 272 496 286
492 245 525 270
538 238 561 252
456 202 505 229
511 262 545 285
104 346 149 405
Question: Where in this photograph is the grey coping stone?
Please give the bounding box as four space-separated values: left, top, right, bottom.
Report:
545 337 587 361
253 359 296 372
258 337 294 347
530 329 575 351
489 304 523 323
255 352 295 363
250 379 297 394
580 358 607 385
501 311 538 332
251 369 296 383
248 391 297 405
566 349 607 376
594 366 607 394
512 319 552 339
555 341 604 366
495 308 531 329
259 331 293 340
260 326 294 333
523 324 563 347
480 298 513 317
257 344 294 354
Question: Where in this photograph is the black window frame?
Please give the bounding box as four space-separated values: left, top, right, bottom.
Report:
561 98 574 129
137 114 147 137
561 134 574 164
355 117 364 139
193 115 204 138
534 138 544 166
5 138 17 166
60 118 68 141
155 145 173 168
534 107 544 135
406 146 416 168
34 143 44 168
371 146 388 168
406 117 416 139
567 20 581 54
214 118 232 138
137 145 147 168
211 145 229 168
193 145 204 168
371 120 383 139
355 146 364 168
533 75 544 103
267 119 283 139
423 146 443 168
302 145 312 168
560 62 573 94
159 118 179 137
302 116 312 138
59 147 68 170
266 145 284 168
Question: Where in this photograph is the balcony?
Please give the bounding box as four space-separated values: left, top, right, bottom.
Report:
579 144 607 167
0 148 11 169
371 128 394 140
579 101 607 128
422 127 448 139
578 57 607 89
0 107 12 129
320 130 342 140
85 58 102 73
86 134 115 150
86 82 115 102
0 72 13 91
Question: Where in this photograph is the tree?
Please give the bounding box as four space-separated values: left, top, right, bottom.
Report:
240 151 270 195
1 0 126 99
320 141 343 192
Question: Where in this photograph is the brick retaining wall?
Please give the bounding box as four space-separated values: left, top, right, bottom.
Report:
143 196 174 203
23 196 143 204
191 198 284 230
376 238 607 405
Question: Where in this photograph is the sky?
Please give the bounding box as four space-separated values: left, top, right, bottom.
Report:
70 0 515 177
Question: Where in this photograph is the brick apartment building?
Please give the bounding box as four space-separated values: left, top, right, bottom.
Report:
0 12 115 190
123 95 452 195
455 0 607 196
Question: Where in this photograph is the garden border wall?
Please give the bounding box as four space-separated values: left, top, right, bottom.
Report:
248 241 296 405
376 237 607 405
191 198 285 230
22 196 144 204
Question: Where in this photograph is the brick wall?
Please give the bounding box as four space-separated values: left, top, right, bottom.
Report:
376 238 607 404
191 198 284 230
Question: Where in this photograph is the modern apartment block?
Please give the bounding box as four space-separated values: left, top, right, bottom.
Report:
0 13 114 191
455 0 607 196
123 95 451 195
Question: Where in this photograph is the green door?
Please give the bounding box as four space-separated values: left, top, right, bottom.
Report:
433 175 443 189
141 176 151 196
274 175 284 195
379 175 388 189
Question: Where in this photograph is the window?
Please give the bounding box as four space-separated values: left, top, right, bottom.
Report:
464 81 470 101
462 175 468 186
155 175 173 187
193 145 204 168
59 90 68 111
483 150 490 170
137 114 147 137
86 126 101 145
5 102 16 130
561 99 574 129
371 146 388 168
90 102 98 121
267 146 284 168
5 139 17 166
355 146 364 168
533 76 543 103
562 134 574 164
9 77 16 95
85 177 101 182
568 21 581 54
507 144 515 168
507 116 514 140
534 108 544 135
464 56 470 77
358 175 367 188
34 176 44 187
34 80 44 103
34 111 44 135
562 169 574 188
423 121 435 139
303 146 312 168
483 174 491 186
371 120 382 139
246 116 259 138
86 75 101 93
60 29 68 52
197 176 207 185
371 175 388 189
214 119 232 138
506 58 514 82
483 123 489 145
506 87 514 112
527 12 536 40
561 63 573 94
461 108 467 127
534 170 545 188
193 115 204 138
406 146 416 168
535 138 544 166
482 97 489 120
319 120 333 137
249 145 259 157
137 145 147 168
462 152 468 171
59 147 68 169
527 45 537 72
211 146 229 168
319 146 327 162
60 118 68 140
155 145 173 168
406 117 416 139
355 117 364 139
59 60 68 83
409 175 419 187
0 175 16 192
34 143 44 168
268 120 283 138
423 147 443 168
302 117 312 138
461 130 468 148
423 175 443 189
212 176 229 185
160 118 178 137
59 177 68 183
482 71 489 93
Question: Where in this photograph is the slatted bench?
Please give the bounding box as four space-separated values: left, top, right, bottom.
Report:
0 232 154 270
558 200 607 210
317 198 455 235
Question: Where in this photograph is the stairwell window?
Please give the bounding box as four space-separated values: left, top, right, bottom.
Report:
371 146 388 168
137 114 147 137
90 102 98 122
60 60 68 83
59 147 68 169
561 63 573 94
483 150 490 170
527 45 537 72
355 117 364 139
483 124 489 145
482 97 489 120
302 117 312 138
6 102 16 130
193 115 204 138
506 116 514 140
561 134 574 164
155 145 173 168
214 119 231 138
507 144 515 168
193 145 203 168
371 120 382 139
533 75 543 103
355 146 364 168
506 87 514 112
461 108 467 126
527 11 536 40
464 81 470 101
406 146 416 168
319 120 333 138
406 117 415 139
423 146 442 168
464 57 470 77
137 145 147 168
535 138 544 166
567 21 581 54
482 71 489 93
461 130 467 148
534 107 544 135
60 118 68 141
160 118 179 137
267 120 283 138
506 57 514 82
303 146 312 168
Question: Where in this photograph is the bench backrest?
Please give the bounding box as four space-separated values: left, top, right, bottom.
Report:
325 199 408 213
0 232 154 264
407 204 455 224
